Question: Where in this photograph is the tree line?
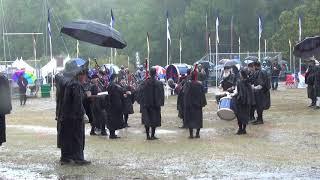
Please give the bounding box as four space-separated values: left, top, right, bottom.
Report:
0 0 318 67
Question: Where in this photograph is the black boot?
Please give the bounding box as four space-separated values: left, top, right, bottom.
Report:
145 126 151 140
195 129 200 138
151 127 158 140
109 130 120 139
189 128 194 139
90 127 97 136
242 124 247 134
236 122 243 135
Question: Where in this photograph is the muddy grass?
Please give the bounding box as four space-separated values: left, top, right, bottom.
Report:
0 86 319 179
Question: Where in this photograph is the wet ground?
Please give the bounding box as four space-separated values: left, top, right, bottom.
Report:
0 85 320 179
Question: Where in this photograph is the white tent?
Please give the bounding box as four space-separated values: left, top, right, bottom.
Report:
11 58 35 73
40 59 57 81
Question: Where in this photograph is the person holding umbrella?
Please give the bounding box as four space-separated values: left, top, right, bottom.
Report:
17 75 28 106
0 73 12 146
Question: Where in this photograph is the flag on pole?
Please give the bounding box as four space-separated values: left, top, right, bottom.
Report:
110 9 115 28
47 9 52 39
167 11 171 43
259 17 263 39
216 17 219 44
298 17 302 41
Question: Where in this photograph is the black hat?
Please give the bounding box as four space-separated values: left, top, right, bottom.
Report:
150 67 156 77
63 58 89 77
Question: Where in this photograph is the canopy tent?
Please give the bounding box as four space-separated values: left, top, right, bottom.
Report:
40 59 57 83
11 58 35 73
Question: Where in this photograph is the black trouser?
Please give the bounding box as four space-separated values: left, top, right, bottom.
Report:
238 120 246 131
189 128 200 137
250 107 255 120
124 114 129 126
109 130 116 137
145 126 156 138
19 92 27 105
271 76 279 90
0 115 6 146
256 108 264 122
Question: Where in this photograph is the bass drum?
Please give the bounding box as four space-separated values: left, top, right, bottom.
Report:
217 96 236 121
166 64 189 83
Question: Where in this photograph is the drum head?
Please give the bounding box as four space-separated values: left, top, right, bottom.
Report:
217 108 236 121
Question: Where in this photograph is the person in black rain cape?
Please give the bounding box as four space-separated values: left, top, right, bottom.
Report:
183 67 207 139
231 69 254 135
90 74 108 136
106 74 126 139
176 69 191 128
119 78 135 128
247 62 256 121
251 61 271 125
137 68 164 140
56 58 91 165
0 73 12 146
305 60 317 107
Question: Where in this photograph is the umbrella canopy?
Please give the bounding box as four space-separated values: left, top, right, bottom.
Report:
61 20 127 49
294 36 320 58
12 70 37 84
218 59 230 65
244 60 254 64
224 59 239 67
245 56 258 61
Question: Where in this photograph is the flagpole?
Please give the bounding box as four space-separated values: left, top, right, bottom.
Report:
209 35 212 63
205 13 208 53
48 9 54 94
258 37 261 62
179 36 182 64
289 39 292 72
127 56 130 69
76 40 79 58
215 17 219 88
238 37 241 61
264 39 267 57
299 17 302 73
258 17 262 62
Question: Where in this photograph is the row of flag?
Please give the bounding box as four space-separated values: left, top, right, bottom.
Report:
47 8 304 64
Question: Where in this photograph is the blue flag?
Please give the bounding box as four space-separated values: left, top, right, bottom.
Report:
47 9 52 38
110 9 115 28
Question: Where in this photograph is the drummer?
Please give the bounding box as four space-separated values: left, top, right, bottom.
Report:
230 69 254 135
215 66 236 103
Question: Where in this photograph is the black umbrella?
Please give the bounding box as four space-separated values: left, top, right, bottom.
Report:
61 20 127 49
245 56 258 61
224 59 239 67
294 36 320 58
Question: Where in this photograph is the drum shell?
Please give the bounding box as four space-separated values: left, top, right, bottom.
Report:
217 97 236 121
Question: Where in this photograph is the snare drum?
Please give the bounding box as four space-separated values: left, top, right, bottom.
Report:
217 97 236 121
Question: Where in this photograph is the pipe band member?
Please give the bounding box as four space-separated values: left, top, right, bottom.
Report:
183 69 207 139
230 69 254 135
138 68 165 140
